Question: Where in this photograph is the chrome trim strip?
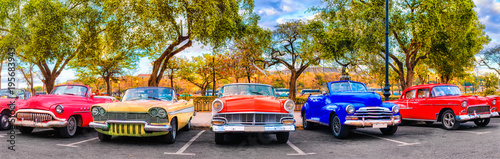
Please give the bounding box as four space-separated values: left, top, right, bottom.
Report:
401 118 436 122
211 124 295 133
10 118 68 128
89 120 172 132
168 106 195 115
456 112 499 121
73 111 90 113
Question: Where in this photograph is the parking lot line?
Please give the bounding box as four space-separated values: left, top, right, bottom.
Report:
286 141 316 156
164 130 205 156
56 137 99 148
0 134 4 138
455 131 491 135
356 132 420 146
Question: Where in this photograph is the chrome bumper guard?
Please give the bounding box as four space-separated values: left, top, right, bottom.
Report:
211 124 296 133
344 115 401 127
456 112 499 121
89 120 172 132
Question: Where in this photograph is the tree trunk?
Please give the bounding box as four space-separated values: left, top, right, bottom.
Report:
170 71 174 88
288 72 297 102
45 77 55 94
247 75 251 83
201 87 207 96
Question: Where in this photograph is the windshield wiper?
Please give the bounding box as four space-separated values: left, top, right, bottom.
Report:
147 97 162 101
250 92 264 95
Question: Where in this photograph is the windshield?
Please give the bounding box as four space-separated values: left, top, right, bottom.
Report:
0 89 27 99
222 84 275 96
52 86 88 97
431 86 461 97
122 87 175 101
330 82 367 92
275 89 289 93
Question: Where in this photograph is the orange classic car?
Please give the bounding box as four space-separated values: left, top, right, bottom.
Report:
210 83 296 144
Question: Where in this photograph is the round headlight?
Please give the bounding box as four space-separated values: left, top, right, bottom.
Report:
98 107 106 116
284 100 295 113
91 107 100 115
55 105 64 114
157 108 167 118
492 99 496 106
346 105 354 114
461 101 467 108
392 105 400 114
213 99 224 112
149 108 158 117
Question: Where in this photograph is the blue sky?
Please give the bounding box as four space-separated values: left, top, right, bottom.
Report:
4 0 500 88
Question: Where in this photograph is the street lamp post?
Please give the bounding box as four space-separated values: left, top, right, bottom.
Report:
136 80 138 88
383 0 391 101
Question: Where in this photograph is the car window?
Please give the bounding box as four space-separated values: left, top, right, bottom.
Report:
405 90 416 99
431 86 461 97
417 89 429 98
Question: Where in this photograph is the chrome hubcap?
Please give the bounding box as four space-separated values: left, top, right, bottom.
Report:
443 113 455 127
172 122 176 139
333 116 341 134
67 117 77 135
1 115 9 128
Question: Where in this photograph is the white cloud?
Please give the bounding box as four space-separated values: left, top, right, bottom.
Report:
258 8 280 16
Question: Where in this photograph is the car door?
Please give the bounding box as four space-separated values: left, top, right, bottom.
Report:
410 88 430 120
307 94 325 122
400 89 417 119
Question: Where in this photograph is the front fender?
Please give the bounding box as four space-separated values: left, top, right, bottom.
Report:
301 102 309 118
319 104 343 124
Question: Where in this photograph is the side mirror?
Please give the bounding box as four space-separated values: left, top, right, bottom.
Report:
276 93 280 97
217 92 222 97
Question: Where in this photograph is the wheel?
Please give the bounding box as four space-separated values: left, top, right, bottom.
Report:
276 132 289 143
330 114 349 139
97 132 112 141
60 116 78 138
18 126 34 134
380 126 398 135
474 118 490 127
181 119 191 131
441 110 460 130
215 133 225 145
302 112 314 130
163 118 177 144
424 121 434 125
0 112 11 130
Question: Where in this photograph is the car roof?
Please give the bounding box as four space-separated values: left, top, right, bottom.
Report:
403 84 457 92
223 83 272 87
328 80 365 85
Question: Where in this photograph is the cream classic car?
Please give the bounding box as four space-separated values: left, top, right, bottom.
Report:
89 87 194 144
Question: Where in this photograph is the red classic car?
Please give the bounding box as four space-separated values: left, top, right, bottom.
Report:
0 89 30 130
210 83 296 144
10 84 114 137
387 84 499 130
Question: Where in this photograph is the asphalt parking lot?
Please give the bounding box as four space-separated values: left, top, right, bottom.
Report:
1 118 499 159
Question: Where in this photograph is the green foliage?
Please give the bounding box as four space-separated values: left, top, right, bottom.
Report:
481 73 499 90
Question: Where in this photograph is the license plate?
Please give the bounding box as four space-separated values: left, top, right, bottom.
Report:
479 114 490 118
244 126 265 132
373 123 387 128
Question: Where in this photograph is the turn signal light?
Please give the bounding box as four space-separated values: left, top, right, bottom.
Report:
211 120 225 125
282 119 295 125
346 117 358 120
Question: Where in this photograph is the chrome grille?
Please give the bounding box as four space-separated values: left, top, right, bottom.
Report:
16 113 53 122
214 113 293 125
109 123 145 135
467 106 490 114
353 107 393 119
92 112 168 123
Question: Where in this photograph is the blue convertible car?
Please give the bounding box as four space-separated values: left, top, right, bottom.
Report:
301 80 401 138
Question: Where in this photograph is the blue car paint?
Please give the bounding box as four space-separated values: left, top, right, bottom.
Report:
301 80 399 126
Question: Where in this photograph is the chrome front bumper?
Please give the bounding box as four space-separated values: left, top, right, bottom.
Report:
456 112 499 121
89 120 172 132
211 124 296 133
344 115 401 127
11 119 68 128
10 109 68 128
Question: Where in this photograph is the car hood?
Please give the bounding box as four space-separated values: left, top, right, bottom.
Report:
330 92 382 107
95 100 171 112
219 95 283 113
432 95 489 105
18 94 86 111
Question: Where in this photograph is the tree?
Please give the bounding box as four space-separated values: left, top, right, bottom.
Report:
0 0 111 92
232 25 272 82
480 73 499 96
17 63 36 95
69 1 140 95
128 0 255 87
479 45 500 76
179 55 212 96
262 21 322 101
318 0 489 90
165 57 185 88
